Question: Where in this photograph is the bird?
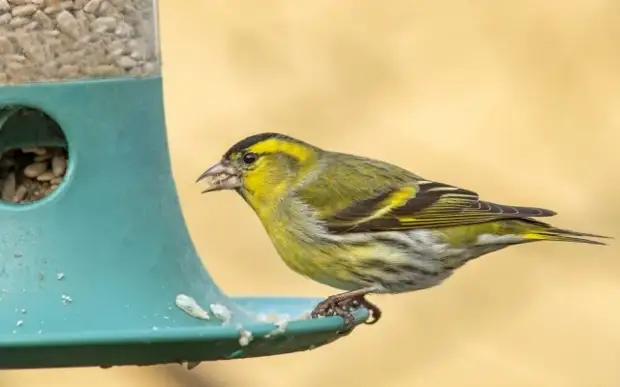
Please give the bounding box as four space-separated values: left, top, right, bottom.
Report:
196 132 610 332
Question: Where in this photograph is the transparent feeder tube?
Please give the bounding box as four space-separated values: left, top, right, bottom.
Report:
0 0 161 85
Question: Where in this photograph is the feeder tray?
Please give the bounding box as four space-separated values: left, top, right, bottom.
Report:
0 0 369 370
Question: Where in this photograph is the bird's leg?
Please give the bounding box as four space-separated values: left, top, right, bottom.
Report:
311 288 380 332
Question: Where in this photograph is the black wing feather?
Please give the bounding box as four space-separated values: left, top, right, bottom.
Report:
325 180 556 234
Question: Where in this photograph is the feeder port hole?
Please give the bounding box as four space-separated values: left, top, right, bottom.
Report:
0 105 69 206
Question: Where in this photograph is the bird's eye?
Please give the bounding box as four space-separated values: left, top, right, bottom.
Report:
242 152 258 164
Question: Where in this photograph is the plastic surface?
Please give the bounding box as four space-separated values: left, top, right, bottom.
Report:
0 77 369 369
0 106 67 152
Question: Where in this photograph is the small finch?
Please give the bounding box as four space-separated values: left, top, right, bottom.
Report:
197 133 610 332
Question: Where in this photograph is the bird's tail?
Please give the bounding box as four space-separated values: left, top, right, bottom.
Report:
522 222 611 246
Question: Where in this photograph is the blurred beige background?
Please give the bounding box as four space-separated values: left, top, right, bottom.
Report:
5 0 620 386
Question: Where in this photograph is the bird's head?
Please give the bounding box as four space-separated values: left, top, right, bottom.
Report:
197 132 320 206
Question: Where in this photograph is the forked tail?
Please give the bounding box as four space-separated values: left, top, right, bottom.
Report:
524 223 611 246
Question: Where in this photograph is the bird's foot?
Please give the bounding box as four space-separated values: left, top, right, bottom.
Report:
310 289 380 333
311 294 357 333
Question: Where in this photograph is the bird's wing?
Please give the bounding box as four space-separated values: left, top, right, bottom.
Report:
317 179 557 234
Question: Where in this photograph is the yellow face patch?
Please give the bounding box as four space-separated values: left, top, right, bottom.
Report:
247 138 314 163
231 137 319 214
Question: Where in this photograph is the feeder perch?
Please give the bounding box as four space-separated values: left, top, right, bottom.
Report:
0 0 369 369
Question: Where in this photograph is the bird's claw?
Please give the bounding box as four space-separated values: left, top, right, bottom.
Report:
350 297 382 325
310 294 382 333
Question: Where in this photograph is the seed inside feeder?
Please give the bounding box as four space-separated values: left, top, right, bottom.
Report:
0 0 160 84
0 147 68 204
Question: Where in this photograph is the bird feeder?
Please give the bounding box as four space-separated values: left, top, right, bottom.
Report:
0 0 368 369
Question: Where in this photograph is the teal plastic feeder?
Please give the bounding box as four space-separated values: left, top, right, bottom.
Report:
0 0 369 369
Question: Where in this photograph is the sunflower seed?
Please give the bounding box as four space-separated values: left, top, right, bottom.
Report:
1 146 68 204
0 0 158 85
23 162 47 178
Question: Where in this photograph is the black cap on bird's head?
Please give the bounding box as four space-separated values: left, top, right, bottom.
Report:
221 132 283 160
196 132 306 193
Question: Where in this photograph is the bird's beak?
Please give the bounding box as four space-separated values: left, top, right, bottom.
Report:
196 162 242 193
